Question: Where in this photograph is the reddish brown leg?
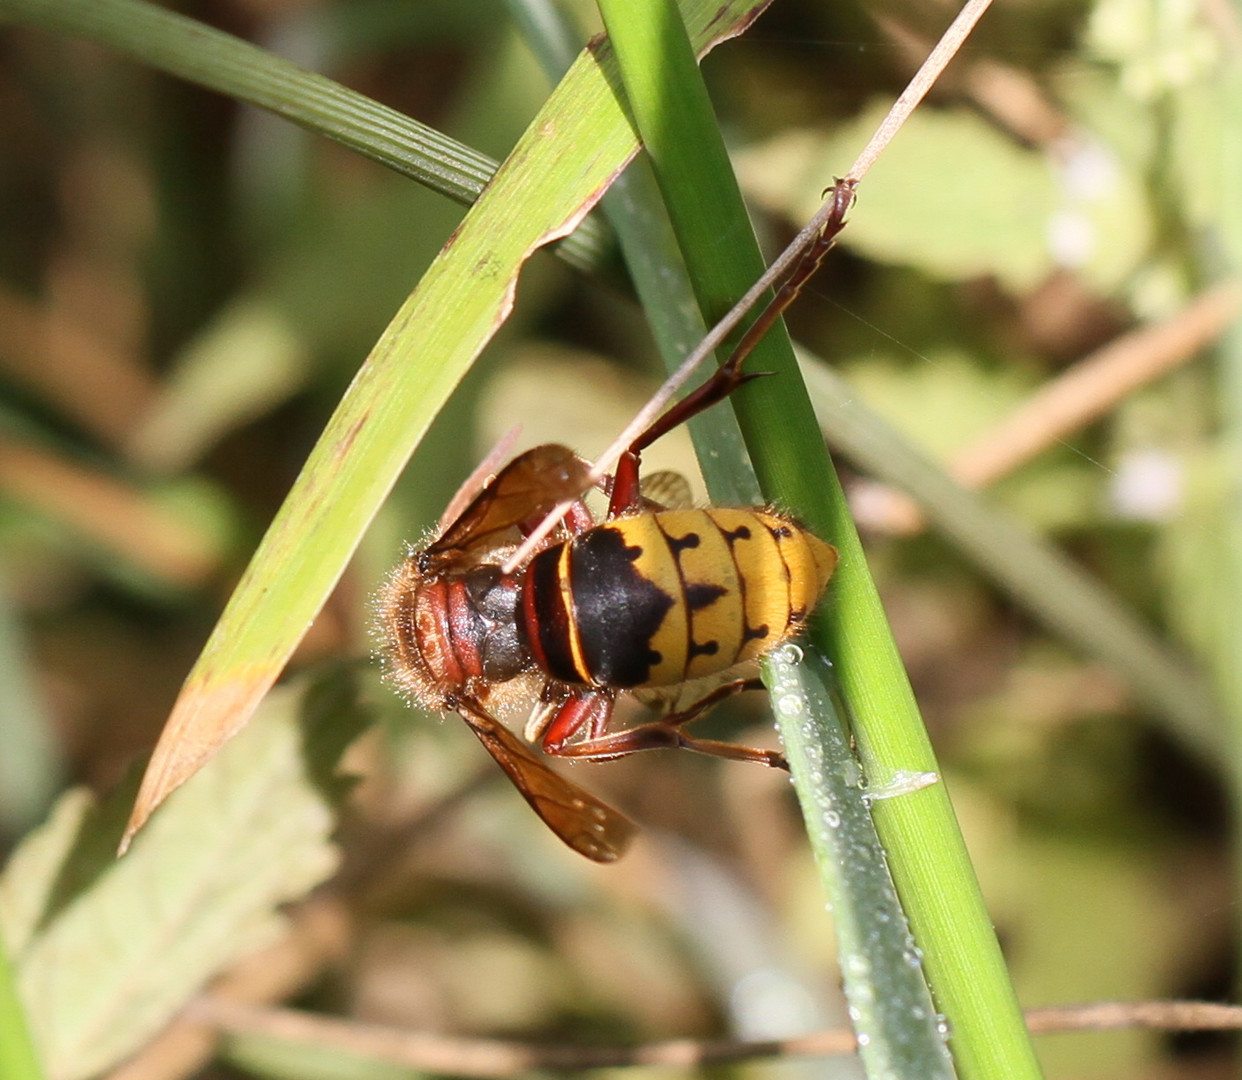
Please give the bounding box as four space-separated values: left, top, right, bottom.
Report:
542 679 788 770
607 178 856 518
529 688 616 750
606 361 767 517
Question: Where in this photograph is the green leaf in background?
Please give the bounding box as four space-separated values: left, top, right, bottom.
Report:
0 672 367 1080
224 1029 418 1080
738 99 1151 295
739 102 1055 289
1084 0 1220 101
0 922 44 1080
0 794 94 958
126 298 310 476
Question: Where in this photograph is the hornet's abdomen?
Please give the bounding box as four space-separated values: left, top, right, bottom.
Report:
521 509 837 689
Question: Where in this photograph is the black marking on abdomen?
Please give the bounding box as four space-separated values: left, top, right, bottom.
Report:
688 639 720 660
667 531 701 555
685 582 727 611
761 517 796 621
743 623 770 643
722 524 752 545
569 526 674 687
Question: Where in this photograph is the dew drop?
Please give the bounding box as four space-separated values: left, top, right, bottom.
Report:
851 982 875 1005
824 809 841 829
777 693 805 717
779 642 804 664
843 953 870 977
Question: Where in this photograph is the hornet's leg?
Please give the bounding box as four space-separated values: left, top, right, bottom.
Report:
542 679 788 770
527 686 615 748
607 178 856 518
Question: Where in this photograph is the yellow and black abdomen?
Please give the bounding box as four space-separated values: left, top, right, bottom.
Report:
521 509 837 689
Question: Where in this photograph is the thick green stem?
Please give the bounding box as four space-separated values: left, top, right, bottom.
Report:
594 0 1044 1076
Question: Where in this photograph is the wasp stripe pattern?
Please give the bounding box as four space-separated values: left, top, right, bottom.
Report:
523 509 836 690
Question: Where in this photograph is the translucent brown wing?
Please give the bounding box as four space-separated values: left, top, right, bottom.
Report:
455 697 637 862
429 443 592 561
639 469 694 511
436 425 523 532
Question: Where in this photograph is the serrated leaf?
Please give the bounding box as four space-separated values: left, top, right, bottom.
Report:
739 102 1058 290
3 671 367 1080
742 95 1157 296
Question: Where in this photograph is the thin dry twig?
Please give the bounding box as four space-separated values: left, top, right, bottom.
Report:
0 434 219 584
873 14 1068 147
0 285 155 448
844 0 994 182
952 278 1242 490
1025 999 1242 1034
195 998 1242 1076
195 998 855 1075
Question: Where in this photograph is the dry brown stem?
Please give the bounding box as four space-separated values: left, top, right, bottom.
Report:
854 278 1242 534
0 434 218 585
0 286 154 448
190 997 1242 1076
873 14 1068 147
952 279 1242 490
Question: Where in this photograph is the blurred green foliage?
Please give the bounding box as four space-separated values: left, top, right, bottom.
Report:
0 0 1238 1077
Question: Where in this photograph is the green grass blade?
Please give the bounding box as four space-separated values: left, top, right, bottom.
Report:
766 645 954 1078
504 0 583 80
0 0 608 277
120 0 770 844
595 0 1042 1076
